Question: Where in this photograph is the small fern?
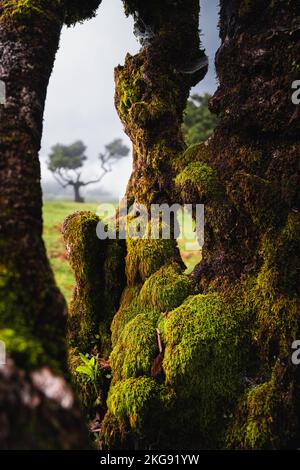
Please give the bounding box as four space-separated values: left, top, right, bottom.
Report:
76 353 101 395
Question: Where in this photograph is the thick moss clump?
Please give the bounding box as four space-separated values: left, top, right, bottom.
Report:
107 377 161 431
162 291 254 447
125 237 180 286
110 261 194 384
63 211 125 356
105 270 259 449
139 262 195 312
175 161 223 204
106 272 299 449
173 141 211 173
62 211 126 413
102 377 165 448
110 314 158 383
110 286 143 346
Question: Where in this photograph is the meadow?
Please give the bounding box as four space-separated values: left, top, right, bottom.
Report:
42 200 201 303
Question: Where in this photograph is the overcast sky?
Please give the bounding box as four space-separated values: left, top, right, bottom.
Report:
40 0 220 200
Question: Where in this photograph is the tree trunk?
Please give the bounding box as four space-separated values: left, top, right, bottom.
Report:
0 1 99 449
115 0 207 207
73 183 85 203
0 0 66 370
99 0 300 450
63 0 300 450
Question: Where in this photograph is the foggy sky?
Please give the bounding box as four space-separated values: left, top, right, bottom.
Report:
40 0 220 201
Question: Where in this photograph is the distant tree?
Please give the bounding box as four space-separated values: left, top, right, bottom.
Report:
48 138 130 202
182 93 218 146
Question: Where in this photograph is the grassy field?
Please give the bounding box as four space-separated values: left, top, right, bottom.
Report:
43 200 201 303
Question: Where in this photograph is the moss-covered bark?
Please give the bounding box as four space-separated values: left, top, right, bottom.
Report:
99 0 300 450
62 212 126 415
0 0 102 450
99 0 211 449
116 0 207 207
62 0 300 450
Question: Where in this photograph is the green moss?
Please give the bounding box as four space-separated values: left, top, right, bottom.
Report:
139 262 195 312
0 0 102 26
0 266 28 332
0 328 47 369
175 161 222 203
257 211 300 296
162 291 254 444
250 212 300 362
63 211 126 415
0 261 65 370
227 369 296 450
110 314 158 383
174 142 211 172
0 0 61 24
125 236 179 286
63 212 103 353
110 286 142 346
63 211 125 355
116 63 145 118
107 377 161 432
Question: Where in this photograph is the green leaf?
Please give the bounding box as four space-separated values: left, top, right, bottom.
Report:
76 365 93 379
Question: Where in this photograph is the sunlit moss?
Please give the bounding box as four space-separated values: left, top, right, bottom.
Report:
139 262 195 312
0 0 102 26
175 161 223 203
107 377 162 431
110 314 158 382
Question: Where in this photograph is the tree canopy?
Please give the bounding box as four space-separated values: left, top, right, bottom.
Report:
48 138 130 202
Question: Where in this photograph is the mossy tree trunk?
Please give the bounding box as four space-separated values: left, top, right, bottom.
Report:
0 0 102 450
63 0 300 450
176 0 300 449
0 0 67 371
116 0 207 207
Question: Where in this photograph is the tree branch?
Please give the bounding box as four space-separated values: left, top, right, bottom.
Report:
81 169 110 187
52 172 71 189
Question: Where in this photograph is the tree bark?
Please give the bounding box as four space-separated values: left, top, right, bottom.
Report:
73 182 85 203
0 0 102 449
115 0 207 207
0 0 66 368
99 0 300 450
63 0 300 450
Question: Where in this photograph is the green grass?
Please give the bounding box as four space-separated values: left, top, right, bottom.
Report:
43 200 98 302
42 200 201 304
